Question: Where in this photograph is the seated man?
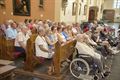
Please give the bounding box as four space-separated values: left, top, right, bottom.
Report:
5 22 17 40
14 25 30 60
75 34 107 76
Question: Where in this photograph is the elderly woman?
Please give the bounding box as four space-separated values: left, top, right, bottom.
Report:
45 29 57 50
75 34 104 75
35 27 54 59
57 26 66 43
35 27 55 75
14 25 30 60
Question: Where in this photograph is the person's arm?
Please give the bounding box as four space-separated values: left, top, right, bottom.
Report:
57 33 65 43
96 36 103 43
45 36 56 45
88 38 97 46
18 41 26 50
39 45 49 53
17 33 26 50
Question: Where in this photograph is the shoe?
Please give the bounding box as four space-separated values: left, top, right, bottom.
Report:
103 71 111 77
94 75 99 80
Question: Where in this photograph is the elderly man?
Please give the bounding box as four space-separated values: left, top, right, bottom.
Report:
5 22 18 40
75 34 105 75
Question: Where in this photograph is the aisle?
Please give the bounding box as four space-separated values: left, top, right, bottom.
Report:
108 52 120 80
107 23 120 80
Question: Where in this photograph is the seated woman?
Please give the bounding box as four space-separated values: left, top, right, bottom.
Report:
67 25 74 38
14 25 30 60
51 25 58 42
62 27 72 41
83 29 108 56
35 27 54 75
95 27 119 55
57 26 66 43
35 27 54 59
72 24 78 36
76 34 106 76
45 29 57 50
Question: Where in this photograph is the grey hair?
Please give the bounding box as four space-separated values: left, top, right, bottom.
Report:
18 22 27 29
37 27 45 33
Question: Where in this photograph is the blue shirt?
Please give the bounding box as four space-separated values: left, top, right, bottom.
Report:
62 32 69 40
5 27 17 40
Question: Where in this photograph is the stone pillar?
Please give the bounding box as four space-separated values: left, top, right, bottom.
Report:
75 0 80 23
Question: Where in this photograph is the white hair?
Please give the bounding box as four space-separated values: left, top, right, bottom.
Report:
18 22 27 29
37 27 45 32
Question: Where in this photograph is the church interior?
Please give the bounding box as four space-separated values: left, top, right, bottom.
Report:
0 0 120 80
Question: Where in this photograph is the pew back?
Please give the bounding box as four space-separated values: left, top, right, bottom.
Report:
53 39 76 75
0 35 14 60
24 34 39 71
24 35 76 77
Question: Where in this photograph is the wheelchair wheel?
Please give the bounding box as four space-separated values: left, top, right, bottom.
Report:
70 58 90 79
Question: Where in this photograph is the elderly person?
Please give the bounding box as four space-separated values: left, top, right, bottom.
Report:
57 27 66 43
14 25 30 60
0 20 10 33
75 34 104 75
83 28 109 56
51 26 58 41
117 30 120 50
62 27 71 41
5 22 18 40
35 27 54 59
45 29 57 50
35 27 55 75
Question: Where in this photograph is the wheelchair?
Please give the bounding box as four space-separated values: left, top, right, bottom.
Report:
70 48 100 80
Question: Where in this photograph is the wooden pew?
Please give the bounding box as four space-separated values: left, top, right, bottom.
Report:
53 39 76 78
0 36 3 59
0 35 15 60
0 30 5 59
24 34 76 80
0 59 16 80
24 34 40 71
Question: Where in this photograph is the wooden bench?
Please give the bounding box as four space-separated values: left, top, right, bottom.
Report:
0 35 22 60
0 35 15 60
24 34 77 80
0 59 16 80
24 34 39 71
53 39 76 77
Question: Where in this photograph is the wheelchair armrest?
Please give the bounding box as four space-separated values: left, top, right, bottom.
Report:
77 54 92 58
